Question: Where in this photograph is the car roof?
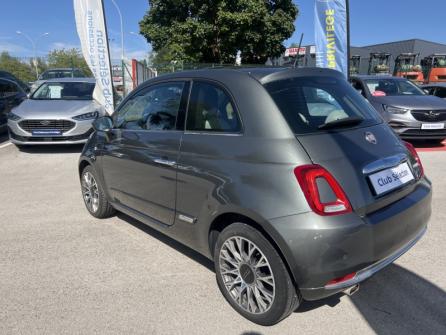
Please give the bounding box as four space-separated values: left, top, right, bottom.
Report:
43 68 82 72
421 83 446 88
148 67 345 85
352 75 400 81
42 77 95 83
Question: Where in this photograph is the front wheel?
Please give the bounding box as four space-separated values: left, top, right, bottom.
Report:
214 223 301 326
80 165 115 218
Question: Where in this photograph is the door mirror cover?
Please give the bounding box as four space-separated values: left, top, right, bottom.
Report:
93 116 113 131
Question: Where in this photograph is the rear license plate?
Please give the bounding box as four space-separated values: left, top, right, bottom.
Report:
421 123 444 130
369 162 415 196
32 129 62 136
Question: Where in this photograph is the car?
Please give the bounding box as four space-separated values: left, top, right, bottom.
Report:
78 68 431 325
8 78 104 145
0 78 27 133
30 68 86 93
351 75 446 142
0 70 30 93
421 82 446 100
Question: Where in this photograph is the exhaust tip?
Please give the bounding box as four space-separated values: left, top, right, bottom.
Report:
343 284 360 296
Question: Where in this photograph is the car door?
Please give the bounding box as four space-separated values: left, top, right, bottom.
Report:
101 81 189 225
0 79 26 129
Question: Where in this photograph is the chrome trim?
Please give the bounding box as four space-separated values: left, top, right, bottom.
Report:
362 153 407 175
178 214 196 224
324 226 427 290
154 158 176 167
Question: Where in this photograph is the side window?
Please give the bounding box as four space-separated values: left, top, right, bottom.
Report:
186 81 241 132
352 80 366 97
114 82 185 131
0 80 19 99
436 88 446 99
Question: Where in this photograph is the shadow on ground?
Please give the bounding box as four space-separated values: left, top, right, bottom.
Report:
409 139 446 150
0 133 9 144
17 144 85 154
350 264 446 334
116 214 445 334
116 212 214 272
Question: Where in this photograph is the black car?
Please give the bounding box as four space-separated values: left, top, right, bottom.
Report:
422 83 446 100
0 70 30 93
0 78 27 133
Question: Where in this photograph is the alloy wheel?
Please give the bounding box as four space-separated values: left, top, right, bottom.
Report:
219 236 276 314
81 171 100 213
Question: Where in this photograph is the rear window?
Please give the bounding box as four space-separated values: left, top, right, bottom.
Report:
264 77 381 134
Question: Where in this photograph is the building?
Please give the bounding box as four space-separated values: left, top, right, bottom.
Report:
276 39 446 75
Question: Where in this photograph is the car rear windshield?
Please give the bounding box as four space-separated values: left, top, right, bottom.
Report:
32 82 95 100
264 76 381 134
365 78 425 96
39 70 84 80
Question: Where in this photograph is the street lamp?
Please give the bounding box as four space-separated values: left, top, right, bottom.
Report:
16 31 49 79
110 0 124 61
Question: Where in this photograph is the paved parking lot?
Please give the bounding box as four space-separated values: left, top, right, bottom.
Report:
0 140 445 335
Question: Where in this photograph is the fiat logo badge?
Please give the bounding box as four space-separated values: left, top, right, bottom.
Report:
365 132 377 144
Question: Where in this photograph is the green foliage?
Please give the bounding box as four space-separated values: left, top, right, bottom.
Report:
0 52 36 82
47 48 92 76
139 0 299 64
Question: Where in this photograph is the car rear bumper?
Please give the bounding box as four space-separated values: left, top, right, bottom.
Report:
269 179 432 301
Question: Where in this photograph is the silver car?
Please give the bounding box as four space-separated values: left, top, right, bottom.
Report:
8 78 104 145
351 75 446 142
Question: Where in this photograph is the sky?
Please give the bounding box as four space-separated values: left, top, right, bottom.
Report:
0 0 444 60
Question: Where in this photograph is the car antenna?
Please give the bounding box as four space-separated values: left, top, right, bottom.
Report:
293 33 304 68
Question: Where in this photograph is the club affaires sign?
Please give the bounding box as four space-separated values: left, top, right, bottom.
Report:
314 0 349 77
74 0 114 114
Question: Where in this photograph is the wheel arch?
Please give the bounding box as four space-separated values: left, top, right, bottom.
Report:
208 211 301 290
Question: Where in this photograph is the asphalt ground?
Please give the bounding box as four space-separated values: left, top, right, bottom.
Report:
0 141 445 335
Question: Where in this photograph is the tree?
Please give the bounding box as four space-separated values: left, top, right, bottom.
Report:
47 48 92 76
0 52 35 83
139 0 298 64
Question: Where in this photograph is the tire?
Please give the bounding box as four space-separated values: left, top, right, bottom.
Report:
80 165 115 218
214 223 301 326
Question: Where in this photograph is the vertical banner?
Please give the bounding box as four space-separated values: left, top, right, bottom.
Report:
315 0 349 77
74 0 114 114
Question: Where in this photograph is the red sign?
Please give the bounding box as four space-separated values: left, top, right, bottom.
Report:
285 47 306 57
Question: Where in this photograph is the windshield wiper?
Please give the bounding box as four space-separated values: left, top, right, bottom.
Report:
318 116 364 130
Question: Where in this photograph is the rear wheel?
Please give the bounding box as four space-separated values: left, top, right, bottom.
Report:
214 223 301 326
80 165 115 218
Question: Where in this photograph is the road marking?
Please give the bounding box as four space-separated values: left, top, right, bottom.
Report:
0 142 12 149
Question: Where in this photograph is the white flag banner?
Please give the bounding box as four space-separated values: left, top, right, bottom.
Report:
74 0 114 114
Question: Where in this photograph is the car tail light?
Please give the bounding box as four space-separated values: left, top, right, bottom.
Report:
325 272 357 287
403 141 424 177
294 165 352 216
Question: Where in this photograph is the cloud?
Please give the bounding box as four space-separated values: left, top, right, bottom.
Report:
0 41 31 56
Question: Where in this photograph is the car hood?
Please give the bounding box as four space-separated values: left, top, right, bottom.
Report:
12 99 103 119
371 95 446 110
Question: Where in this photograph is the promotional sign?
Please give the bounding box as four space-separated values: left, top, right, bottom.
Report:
314 0 349 77
74 0 114 114
285 47 307 57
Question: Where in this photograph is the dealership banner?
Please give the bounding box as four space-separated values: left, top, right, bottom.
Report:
74 0 114 114
314 0 348 77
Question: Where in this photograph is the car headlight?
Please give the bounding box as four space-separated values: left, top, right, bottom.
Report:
7 112 21 121
383 105 410 114
72 111 99 121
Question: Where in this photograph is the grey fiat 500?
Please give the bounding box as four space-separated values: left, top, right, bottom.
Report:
79 68 431 325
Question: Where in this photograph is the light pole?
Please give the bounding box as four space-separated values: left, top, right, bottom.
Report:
16 31 49 79
110 0 124 61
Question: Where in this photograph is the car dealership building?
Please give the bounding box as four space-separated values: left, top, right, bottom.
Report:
274 39 446 74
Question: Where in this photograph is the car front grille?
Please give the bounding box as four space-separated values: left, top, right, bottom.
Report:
18 119 76 133
411 110 446 122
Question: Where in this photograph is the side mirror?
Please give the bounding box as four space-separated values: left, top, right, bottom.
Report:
93 116 113 131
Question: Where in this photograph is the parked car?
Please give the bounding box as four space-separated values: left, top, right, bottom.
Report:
0 78 27 133
8 78 104 145
79 68 431 325
0 70 30 93
421 82 446 100
351 75 446 142
30 68 86 93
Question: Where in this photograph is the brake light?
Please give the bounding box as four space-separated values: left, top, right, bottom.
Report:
294 165 352 216
403 141 424 177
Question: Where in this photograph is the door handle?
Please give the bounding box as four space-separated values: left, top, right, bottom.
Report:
154 158 176 167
